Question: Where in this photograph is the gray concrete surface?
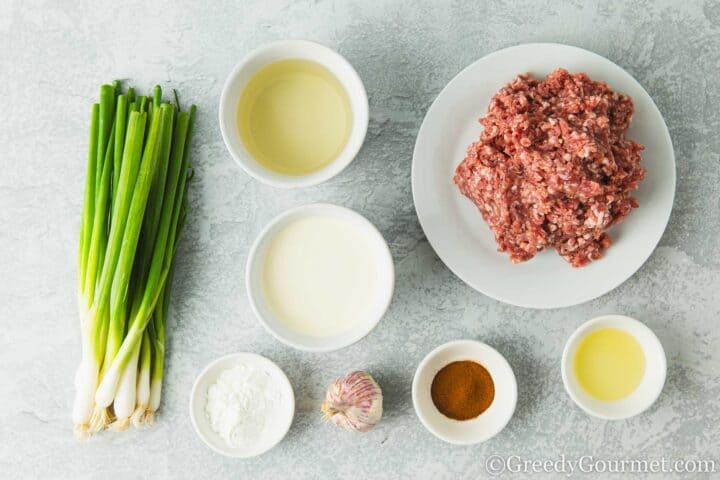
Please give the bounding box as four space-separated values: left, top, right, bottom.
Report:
1 0 719 478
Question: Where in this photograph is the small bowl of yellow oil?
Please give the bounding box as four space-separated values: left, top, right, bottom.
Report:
219 40 368 188
561 314 666 420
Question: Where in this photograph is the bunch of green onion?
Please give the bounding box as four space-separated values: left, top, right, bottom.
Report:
74 82 195 436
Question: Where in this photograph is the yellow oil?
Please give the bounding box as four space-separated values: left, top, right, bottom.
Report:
573 328 645 401
237 59 352 176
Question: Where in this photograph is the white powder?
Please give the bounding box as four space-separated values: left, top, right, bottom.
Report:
205 363 282 449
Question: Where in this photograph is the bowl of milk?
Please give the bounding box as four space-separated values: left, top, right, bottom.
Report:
246 203 395 351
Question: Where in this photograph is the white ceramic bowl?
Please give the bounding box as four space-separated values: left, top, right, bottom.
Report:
412 340 517 445
561 314 666 420
219 40 369 188
189 352 295 458
246 203 395 352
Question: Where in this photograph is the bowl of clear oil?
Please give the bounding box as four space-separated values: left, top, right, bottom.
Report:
219 40 368 188
562 314 666 420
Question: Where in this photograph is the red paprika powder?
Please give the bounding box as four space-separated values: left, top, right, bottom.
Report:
430 360 495 420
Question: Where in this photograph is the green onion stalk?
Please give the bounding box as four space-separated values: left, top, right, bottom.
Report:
73 84 195 437
95 106 194 424
108 103 175 430
74 83 119 433
147 160 193 423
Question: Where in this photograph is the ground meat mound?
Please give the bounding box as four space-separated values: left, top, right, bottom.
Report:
454 68 645 267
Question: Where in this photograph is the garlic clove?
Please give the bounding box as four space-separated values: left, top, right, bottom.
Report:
321 371 383 433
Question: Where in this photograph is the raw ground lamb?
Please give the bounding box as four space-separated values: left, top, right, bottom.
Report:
454 68 645 267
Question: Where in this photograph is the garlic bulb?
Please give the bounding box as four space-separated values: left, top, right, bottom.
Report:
321 371 383 432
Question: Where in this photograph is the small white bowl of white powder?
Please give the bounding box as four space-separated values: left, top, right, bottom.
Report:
189 352 295 458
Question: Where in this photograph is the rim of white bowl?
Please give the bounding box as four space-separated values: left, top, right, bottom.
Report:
412 339 517 445
561 314 667 420
218 39 369 188
189 352 295 458
246 203 395 352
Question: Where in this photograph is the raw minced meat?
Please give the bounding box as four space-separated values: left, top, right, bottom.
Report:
454 68 645 267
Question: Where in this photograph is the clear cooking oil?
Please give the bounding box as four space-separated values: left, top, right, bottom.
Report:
237 59 352 176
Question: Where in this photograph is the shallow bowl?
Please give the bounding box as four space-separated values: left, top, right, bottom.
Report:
219 40 368 188
561 314 666 420
412 340 517 445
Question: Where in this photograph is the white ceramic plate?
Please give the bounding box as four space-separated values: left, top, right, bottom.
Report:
246 203 395 352
189 352 295 458
412 43 675 309
561 314 666 420
412 340 517 445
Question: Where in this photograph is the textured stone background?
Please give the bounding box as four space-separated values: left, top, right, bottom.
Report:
1 0 718 478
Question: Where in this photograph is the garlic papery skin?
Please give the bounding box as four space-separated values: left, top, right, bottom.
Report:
321 371 383 432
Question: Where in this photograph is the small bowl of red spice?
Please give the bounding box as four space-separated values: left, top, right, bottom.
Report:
412 340 517 445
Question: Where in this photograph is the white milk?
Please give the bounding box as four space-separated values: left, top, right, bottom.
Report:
262 216 380 337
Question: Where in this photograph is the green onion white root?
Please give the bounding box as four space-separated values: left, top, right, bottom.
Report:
73 83 195 437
